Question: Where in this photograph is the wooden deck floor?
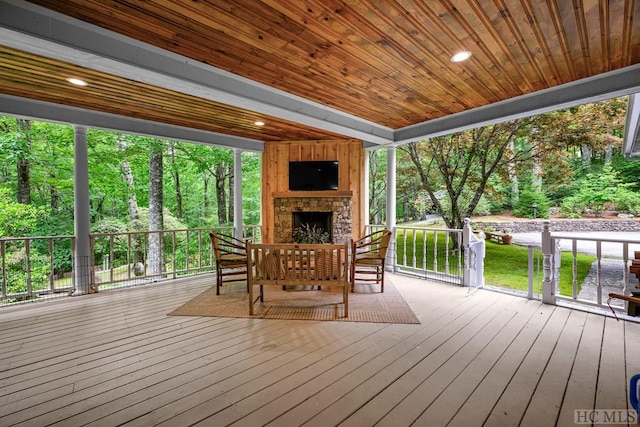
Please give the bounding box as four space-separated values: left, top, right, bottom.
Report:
1 273 639 427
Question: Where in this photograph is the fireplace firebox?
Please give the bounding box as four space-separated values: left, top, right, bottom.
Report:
292 211 332 242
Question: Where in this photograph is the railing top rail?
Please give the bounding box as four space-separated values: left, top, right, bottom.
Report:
394 225 463 233
90 226 235 238
549 233 640 245
0 224 260 242
0 235 75 242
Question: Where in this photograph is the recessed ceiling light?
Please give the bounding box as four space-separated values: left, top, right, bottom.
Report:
451 51 472 63
254 121 265 126
66 77 87 86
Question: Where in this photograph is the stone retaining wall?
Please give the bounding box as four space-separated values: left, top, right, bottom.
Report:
473 219 640 234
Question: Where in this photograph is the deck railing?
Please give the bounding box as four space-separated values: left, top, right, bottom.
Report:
393 225 464 285
1 225 261 305
7 219 638 319
539 224 640 316
366 220 482 287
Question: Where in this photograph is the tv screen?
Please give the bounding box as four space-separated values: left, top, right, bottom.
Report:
289 161 339 191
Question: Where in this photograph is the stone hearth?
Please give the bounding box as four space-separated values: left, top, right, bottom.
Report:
274 196 351 243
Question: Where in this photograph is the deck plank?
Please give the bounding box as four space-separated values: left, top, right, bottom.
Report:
371 296 527 427
271 291 512 426
406 299 542 427
0 273 638 427
483 306 571 426
217 282 490 426
519 310 588 427
595 316 628 418
555 313 605 426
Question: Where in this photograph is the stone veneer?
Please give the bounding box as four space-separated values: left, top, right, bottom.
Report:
474 219 640 233
274 196 352 243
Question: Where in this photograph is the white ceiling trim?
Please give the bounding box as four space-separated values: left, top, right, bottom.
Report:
394 64 640 145
0 94 264 151
623 94 640 158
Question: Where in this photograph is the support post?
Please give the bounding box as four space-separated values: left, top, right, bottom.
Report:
386 146 396 272
463 218 471 288
73 125 92 295
541 220 556 304
233 148 243 240
363 149 370 231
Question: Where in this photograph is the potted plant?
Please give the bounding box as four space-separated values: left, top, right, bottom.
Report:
292 223 331 244
501 228 513 245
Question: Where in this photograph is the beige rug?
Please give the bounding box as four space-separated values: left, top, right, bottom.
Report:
169 277 420 324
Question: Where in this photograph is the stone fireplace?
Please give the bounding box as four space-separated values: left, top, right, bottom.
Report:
273 194 352 243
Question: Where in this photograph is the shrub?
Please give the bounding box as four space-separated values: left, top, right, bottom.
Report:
514 188 551 219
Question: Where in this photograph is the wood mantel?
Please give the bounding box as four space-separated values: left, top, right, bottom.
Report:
273 191 353 198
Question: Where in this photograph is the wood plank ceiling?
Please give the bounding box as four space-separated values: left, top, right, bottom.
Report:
1 0 640 146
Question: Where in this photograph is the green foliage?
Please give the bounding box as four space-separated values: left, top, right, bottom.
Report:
611 154 640 192
560 164 638 217
0 188 46 236
613 190 640 214
91 217 130 266
559 197 585 218
514 188 551 219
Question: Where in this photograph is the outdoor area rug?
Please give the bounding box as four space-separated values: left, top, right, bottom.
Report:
169 277 420 324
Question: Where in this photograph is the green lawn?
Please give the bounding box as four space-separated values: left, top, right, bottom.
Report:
482 240 595 296
395 230 595 296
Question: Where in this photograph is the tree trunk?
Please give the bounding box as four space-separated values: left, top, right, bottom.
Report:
508 138 519 203
49 172 59 209
369 151 384 225
214 162 228 224
169 144 183 219
148 142 165 277
16 119 31 204
605 144 613 163
228 162 234 223
118 135 144 264
581 144 592 169
203 175 210 218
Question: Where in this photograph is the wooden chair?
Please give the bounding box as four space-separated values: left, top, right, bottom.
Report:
210 231 248 295
607 292 640 320
350 228 392 293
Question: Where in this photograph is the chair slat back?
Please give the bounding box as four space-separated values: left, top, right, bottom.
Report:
210 231 247 260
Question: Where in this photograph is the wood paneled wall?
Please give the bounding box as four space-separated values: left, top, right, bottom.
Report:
261 139 365 243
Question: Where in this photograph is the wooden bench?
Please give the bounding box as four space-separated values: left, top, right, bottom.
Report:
482 231 512 244
246 243 349 316
485 231 505 242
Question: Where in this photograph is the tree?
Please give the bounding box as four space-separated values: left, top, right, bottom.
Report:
401 120 535 232
15 119 32 204
147 139 165 276
368 150 386 224
168 142 183 219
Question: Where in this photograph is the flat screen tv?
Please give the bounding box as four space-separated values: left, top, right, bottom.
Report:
289 160 339 191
